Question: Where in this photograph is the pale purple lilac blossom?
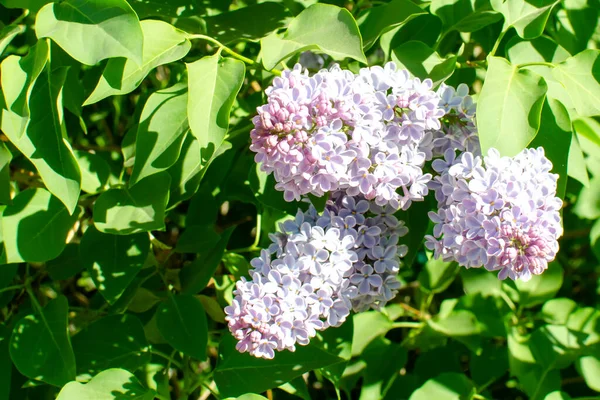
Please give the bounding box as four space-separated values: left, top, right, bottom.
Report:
250 62 445 210
224 193 407 359
425 147 563 281
422 83 481 159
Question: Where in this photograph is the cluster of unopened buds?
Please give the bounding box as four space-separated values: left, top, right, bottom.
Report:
225 61 562 359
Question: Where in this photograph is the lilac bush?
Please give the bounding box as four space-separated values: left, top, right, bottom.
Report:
426 147 563 281
225 193 407 358
250 62 444 210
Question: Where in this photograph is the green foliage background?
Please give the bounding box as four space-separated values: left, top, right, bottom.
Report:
0 0 599 399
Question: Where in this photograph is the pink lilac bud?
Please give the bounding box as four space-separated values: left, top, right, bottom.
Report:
250 63 445 210
425 147 563 281
224 194 407 359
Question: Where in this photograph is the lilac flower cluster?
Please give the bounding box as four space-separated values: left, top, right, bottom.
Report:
250 62 445 210
425 147 563 281
224 193 407 359
423 83 481 159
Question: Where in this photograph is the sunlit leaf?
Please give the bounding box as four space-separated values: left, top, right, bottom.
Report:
36 0 143 66
56 368 155 400
260 3 367 70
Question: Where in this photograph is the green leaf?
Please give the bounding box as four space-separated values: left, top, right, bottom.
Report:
491 0 560 40
93 173 171 234
469 343 508 387
1 188 79 263
127 288 161 313
260 3 367 70
357 0 426 50
544 392 573 400
46 243 84 280
215 333 344 397
576 355 600 392
0 324 11 400
180 226 234 294
573 171 600 219
409 372 476 400
187 54 245 167
541 298 578 325
430 0 502 34
505 261 564 308
0 142 12 205
156 295 208 360
249 164 299 215
197 294 226 323
0 24 24 56
1 51 82 213
222 252 250 281
36 0 143 66
84 20 191 105
351 311 393 356
80 226 150 304
0 0 53 12
477 56 547 156
130 83 189 186
72 314 150 376
0 40 48 121
528 99 572 200
530 325 586 369
56 368 155 400
175 225 221 253
555 2 599 55
591 218 600 261
205 3 291 44
428 309 482 353
360 338 408 400
567 131 589 187
9 296 76 386
553 50 600 118
418 258 459 294
74 151 110 195
392 41 458 87
380 14 443 59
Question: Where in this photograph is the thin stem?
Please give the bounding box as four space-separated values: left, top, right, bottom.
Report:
489 29 507 57
12 9 29 25
398 302 423 319
191 379 220 400
497 290 519 325
517 61 556 69
225 124 253 141
0 284 24 294
151 349 183 370
392 321 425 329
227 212 262 254
188 34 281 76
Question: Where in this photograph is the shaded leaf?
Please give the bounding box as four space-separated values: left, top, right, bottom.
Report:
205 3 291 44
0 24 24 56
392 41 457 86
358 0 426 50
46 243 84 280
130 82 189 186
431 0 501 33
215 333 344 397
1 188 79 263
72 314 150 376
9 296 76 386
80 226 150 304
156 295 208 360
